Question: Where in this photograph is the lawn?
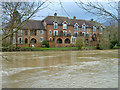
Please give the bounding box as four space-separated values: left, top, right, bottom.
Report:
22 47 79 51
2 46 97 52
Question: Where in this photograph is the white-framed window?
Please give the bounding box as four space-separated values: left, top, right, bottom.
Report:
40 37 44 42
13 37 15 44
40 30 44 34
13 29 15 35
86 32 89 37
49 30 52 34
25 30 28 35
93 26 97 32
62 21 67 29
74 23 79 30
93 33 96 37
85 39 89 44
99 26 103 32
90 32 92 36
74 32 78 37
30 30 37 36
13 29 15 32
18 30 23 36
49 37 52 41
69 30 71 35
63 31 67 36
53 21 58 29
82 32 86 37
18 37 23 44
90 38 93 41
82 24 86 31
71 36 76 44
54 30 58 36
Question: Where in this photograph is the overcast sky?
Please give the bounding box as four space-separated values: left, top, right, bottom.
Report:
31 0 118 23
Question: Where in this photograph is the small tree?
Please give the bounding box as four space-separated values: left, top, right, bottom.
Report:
76 36 85 50
98 30 111 49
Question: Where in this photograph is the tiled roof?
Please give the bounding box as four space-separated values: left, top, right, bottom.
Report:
43 16 69 25
43 16 100 28
6 15 104 30
22 20 45 30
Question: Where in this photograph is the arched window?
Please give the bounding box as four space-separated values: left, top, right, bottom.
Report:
18 37 23 44
63 21 67 29
65 38 70 44
30 38 37 44
25 38 28 44
57 38 62 44
49 37 52 41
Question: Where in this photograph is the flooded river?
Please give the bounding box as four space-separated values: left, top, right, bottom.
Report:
2 50 118 88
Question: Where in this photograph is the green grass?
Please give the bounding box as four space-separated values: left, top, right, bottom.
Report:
21 47 79 51
82 46 96 49
113 45 119 49
2 46 97 52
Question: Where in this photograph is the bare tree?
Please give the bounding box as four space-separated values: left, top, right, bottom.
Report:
1 1 48 45
74 0 119 23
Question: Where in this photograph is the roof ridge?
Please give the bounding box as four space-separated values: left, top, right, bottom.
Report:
45 16 69 18
29 20 41 21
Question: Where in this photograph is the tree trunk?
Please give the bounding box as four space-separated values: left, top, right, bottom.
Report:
10 29 13 46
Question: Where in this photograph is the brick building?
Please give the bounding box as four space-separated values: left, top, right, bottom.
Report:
13 13 104 48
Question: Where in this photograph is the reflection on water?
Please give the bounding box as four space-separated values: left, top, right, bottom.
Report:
2 50 118 88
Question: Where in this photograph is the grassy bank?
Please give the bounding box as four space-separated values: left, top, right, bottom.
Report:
2 46 97 52
23 47 78 51
2 47 78 52
2 45 118 52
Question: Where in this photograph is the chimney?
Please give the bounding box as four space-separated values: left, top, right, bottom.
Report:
91 19 93 21
54 13 57 16
73 16 76 19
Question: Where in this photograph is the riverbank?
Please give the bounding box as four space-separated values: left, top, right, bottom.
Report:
2 46 98 52
2 45 119 52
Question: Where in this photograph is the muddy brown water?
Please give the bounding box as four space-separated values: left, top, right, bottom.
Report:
2 50 118 88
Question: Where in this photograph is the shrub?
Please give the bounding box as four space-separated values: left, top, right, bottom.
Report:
76 37 85 50
42 41 49 48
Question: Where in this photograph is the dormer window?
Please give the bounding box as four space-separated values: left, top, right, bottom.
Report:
63 21 67 29
93 26 97 32
53 21 58 29
82 24 86 31
99 26 103 32
74 23 79 31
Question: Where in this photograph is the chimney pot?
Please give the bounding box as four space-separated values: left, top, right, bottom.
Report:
91 19 93 21
54 13 57 16
73 16 76 19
